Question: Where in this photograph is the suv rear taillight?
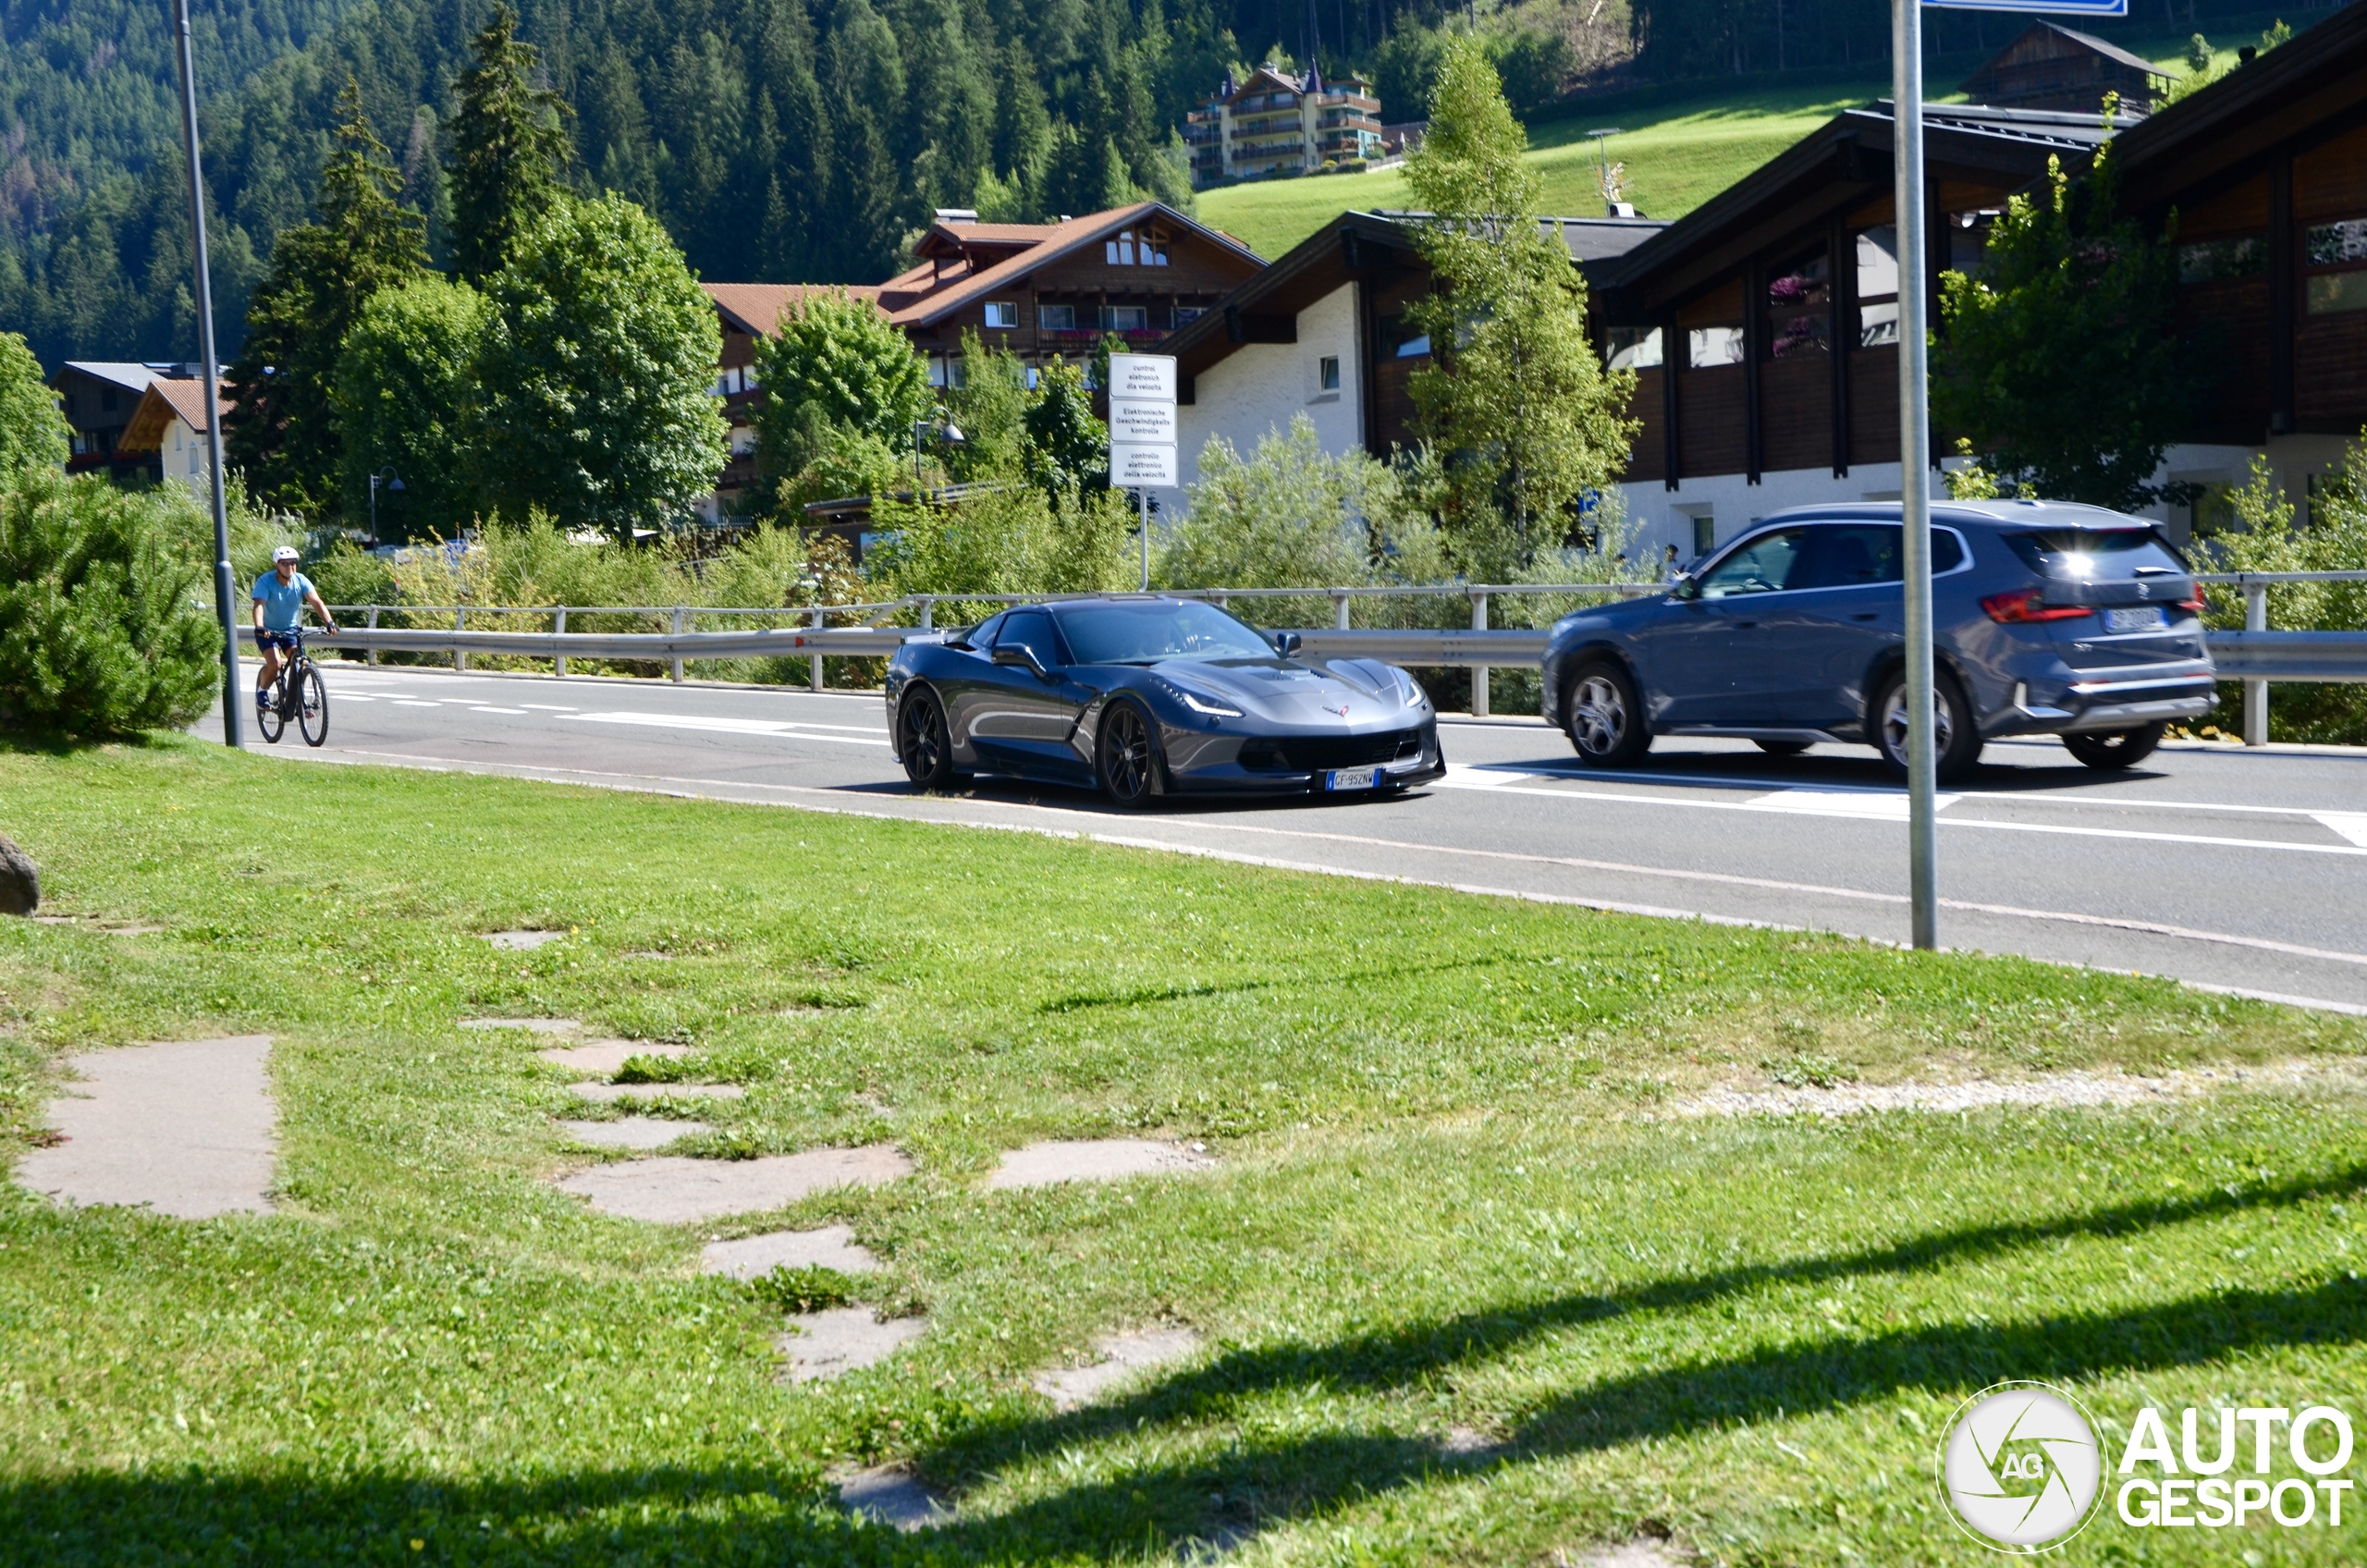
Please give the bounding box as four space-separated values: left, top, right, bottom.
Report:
1981 588 2091 624
2177 585 2207 612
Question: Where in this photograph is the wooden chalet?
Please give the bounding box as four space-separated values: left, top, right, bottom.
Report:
1589 104 2113 559
1960 22 2169 115
49 361 175 477
116 376 231 495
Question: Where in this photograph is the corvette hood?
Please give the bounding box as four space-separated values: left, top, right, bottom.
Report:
1149 656 1415 727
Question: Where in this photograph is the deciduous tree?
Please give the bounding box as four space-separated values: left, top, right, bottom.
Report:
331 276 493 540
0 333 69 474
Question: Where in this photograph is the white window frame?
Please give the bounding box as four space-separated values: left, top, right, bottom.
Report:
983 300 1018 329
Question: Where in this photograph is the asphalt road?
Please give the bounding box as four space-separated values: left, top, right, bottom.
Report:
213 662 2367 1012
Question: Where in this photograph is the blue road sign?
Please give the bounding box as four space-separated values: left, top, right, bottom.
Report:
1926 0 2126 12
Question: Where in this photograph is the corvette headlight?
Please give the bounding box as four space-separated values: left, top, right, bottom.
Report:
1178 690 1242 717
1399 674 1427 707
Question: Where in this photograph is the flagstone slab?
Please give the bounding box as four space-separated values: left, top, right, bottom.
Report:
569 1081 744 1104
779 1307 926 1382
460 1017 581 1035
483 930 566 949
555 1145 914 1223
834 1464 950 1530
984 1138 1213 1190
554 1117 712 1149
537 1039 692 1076
18 1036 276 1219
1030 1328 1202 1411
700 1225 880 1278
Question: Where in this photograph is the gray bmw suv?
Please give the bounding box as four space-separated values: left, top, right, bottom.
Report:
1539 500 2216 782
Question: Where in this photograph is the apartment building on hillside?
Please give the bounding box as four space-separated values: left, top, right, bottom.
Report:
1184 65 1384 188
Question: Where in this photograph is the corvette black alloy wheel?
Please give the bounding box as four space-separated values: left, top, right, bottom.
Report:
899 687 956 790
1098 701 1156 807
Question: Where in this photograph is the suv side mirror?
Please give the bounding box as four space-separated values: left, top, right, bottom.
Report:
991 643 1049 677
1272 631 1303 657
1669 570 1699 602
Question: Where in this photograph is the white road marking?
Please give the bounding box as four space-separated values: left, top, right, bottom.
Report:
519 704 578 711
2314 813 2367 848
472 706 529 715
269 746 2367 992
393 700 439 707
563 712 890 746
1745 789 1960 820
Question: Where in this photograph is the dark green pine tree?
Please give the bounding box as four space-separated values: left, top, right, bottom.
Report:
445 4 574 286
227 78 429 517
821 0 916 280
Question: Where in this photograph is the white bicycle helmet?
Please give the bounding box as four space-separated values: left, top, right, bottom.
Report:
272 545 300 563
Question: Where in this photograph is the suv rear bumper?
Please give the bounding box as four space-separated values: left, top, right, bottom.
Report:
1992 676 2215 736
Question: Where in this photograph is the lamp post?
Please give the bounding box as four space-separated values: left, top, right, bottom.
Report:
368 469 404 543
1894 0 1938 950
910 418 965 500
1585 128 1624 212
172 0 239 747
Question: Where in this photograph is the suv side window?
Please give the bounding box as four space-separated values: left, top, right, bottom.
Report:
1788 523 1967 589
1695 528 1810 597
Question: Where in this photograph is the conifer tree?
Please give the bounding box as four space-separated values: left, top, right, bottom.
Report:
227 78 429 516
446 4 574 285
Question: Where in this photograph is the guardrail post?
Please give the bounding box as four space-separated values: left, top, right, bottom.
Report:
365 605 379 667
811 606 827 691
454 607 467 672
1331 591 1350 631
1470 591 1490 717
917 596 934 631
2244 581 2268 746
669 606 686 682
553 606 568 678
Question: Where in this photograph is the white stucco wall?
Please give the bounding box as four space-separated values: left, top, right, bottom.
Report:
1174 282 1363 509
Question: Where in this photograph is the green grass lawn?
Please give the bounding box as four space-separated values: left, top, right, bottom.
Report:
4 738 2364 1565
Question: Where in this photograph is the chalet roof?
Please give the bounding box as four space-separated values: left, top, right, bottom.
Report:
118 378 230 451
877 202 1264 328
702 282 883 337
1369 210 1669 263
2105 0 2367 211
1595 102 2114 317
1964 20 2165 91
50 361 162 396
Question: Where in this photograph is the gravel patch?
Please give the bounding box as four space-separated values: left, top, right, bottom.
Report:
1030 1327 1202 1411
1439 1425 1506 1458
569 1081 744 1104
985 1138 1214 1190
779 1307 926 1382
537 1039 692 1075
483 930 566 949
554 1117 711 1150
701 1225 880 1278
834 1464 950 1530
1670 1060 2353 1120
555 1145 914 1223
460 1017 581 1035
18 1036 276 1219
1560 1544 1685 1568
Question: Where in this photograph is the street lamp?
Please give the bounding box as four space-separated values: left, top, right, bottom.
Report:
368 469 405 543
910 418 965 500
1585 128 1625 213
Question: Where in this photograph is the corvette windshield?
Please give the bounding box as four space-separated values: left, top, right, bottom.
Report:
1057 602 1277 665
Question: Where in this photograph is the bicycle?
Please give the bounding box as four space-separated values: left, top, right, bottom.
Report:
256 625 330 748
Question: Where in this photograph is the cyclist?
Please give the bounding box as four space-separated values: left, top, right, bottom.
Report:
251 545 337 719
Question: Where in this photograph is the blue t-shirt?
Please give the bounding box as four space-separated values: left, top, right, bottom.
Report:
252 570 314 631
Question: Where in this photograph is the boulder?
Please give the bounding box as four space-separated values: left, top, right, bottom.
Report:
0 832 37 915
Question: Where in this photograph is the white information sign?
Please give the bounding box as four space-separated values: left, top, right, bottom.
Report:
1107 398 1176 443
1107 353 1178 401
1110 441 1178 487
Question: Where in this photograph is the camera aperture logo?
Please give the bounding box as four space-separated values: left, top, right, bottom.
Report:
1937 1382 2105 1552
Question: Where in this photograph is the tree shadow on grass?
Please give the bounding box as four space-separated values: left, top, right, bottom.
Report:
6 1165 2360 1565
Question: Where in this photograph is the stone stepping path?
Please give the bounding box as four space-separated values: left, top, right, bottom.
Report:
985 1138 1213 1190
460 1017 581 1035
483 930 566 949
538 1039 691 1075
835 1464 951 1531
570 1081 744 1104
555 1145 913 1223
700 1224 879 1278
18 1036 276 1219
1030 1328 1202 1412
555 1117 711 1150
779 1307 926 1382
30 915 163 936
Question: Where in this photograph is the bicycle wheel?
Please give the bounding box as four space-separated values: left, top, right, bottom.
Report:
256 676 287 744
296 662 329 747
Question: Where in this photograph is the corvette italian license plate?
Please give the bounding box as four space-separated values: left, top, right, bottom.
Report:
1325 766 1380 790
2104 606 2167 632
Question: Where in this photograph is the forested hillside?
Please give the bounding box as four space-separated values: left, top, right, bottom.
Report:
0 0 2329 369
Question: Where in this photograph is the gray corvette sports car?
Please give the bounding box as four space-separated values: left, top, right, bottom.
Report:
885 596 1445 805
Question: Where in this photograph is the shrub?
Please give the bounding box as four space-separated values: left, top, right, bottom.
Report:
0 471 218 739
0 333 68 475
2198 442 2367 744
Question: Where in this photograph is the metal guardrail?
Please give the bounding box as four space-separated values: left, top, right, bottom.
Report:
275 572 2367 735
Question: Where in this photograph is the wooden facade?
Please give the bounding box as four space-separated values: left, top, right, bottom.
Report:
1595 105 2114 495
1959 22 2167 115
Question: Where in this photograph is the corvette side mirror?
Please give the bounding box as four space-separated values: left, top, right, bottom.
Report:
1273 631 1303 657
991 644 1050 678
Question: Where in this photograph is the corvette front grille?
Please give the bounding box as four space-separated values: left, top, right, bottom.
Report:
1239 726 1427 772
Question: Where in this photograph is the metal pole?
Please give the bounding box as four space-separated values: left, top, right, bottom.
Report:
1895 0 1939 950
670 606 687 682
173 0 239 747
553 606 567 678
454 606 467 671
810 606 825 692
366 605 380 666
1139 488 1151 591
2244 580 2268 745
1470 590 1490 718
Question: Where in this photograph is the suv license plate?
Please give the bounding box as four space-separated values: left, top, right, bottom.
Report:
2104 606 2168 632
1325 766 1380 790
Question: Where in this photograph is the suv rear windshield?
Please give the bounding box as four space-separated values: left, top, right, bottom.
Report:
2001 528 2189 579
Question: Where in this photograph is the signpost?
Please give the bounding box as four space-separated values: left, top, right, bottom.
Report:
1107 353 1178 591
